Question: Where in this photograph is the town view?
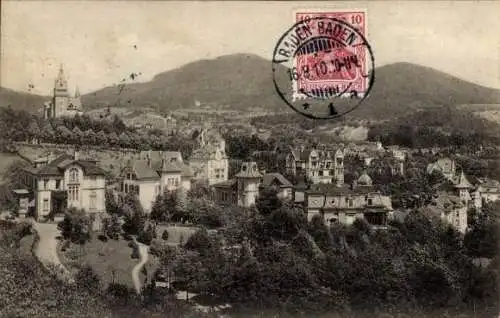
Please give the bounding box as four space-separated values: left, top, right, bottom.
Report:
0 1 499 318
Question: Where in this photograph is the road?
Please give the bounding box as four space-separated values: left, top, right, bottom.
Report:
31 221 74 283
131 238 150 295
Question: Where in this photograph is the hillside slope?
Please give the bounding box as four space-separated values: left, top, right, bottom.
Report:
0 87 47 113
2 55 499 121
348 62 500 119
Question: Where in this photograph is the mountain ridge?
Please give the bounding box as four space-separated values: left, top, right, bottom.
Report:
1 54 499 120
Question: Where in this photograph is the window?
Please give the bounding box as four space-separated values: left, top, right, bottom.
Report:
222 191 228 202
120 182 124 192
125 184 129 193
348 199 354 207
89 191 97 211
69 168 79 183
55 179 61 190
367 198 373 206
319 171 324 176
68 185 79 201
43 199 49 212
43 179 49 190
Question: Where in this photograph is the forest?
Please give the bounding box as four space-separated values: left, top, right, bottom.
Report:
0 107 196 159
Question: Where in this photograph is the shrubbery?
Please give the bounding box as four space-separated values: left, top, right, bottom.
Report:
161 229 169 241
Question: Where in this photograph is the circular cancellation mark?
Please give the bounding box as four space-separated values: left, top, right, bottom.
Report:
272 16 375 120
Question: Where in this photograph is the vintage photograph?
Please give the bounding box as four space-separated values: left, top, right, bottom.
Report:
0 1 499 317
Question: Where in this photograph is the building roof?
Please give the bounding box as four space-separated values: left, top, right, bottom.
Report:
433 191 465 210
181 164 194 178
189 145 226 161
212 179 237 189
453 171 473 189
426 158 455 175
235 162 262 178
12 189 30 195
123 159 193 180
306 183 379 196
129 160 160 180
261 173 292 188
357 172 373 186
23 154 106 176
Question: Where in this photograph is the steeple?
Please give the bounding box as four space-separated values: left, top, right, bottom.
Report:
54 64 68 92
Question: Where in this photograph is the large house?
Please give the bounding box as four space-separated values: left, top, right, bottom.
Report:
304 172 393 227
44 64 83 118
118 151 193 213
18 150 107 221
189 128 229 185
285 146 345 185
427 157 458 181
427 157 476 232
473 178 500 208
212 162 293 208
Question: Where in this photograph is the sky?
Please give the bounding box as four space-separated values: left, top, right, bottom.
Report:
1 1 499 95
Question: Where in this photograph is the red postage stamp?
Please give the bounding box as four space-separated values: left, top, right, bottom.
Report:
292 10 369 100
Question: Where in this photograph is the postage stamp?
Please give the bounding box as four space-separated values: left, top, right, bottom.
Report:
272 9 375 119
293 10 369 100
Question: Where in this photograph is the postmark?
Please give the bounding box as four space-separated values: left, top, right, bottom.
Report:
272 10 375 119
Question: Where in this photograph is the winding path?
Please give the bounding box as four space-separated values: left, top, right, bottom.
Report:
31 221 74 283
131 238 150 294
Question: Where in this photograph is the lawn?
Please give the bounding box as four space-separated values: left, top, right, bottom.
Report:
155 224 198 245
19 234 35 256
57 235 139 289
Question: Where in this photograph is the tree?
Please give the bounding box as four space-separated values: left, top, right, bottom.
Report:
107 132 119 147
255 186 282 216
57 207 92 244
161 229 169 241
96 130 108 146
184 228 212 255
150 190 180 223
121 193 145 236
105 190 120 215
185 197 223 228
106 214 122 240
118 132 131 148
464 202 499 258
137 224 156 245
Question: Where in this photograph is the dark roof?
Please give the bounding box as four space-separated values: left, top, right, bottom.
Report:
261 173 292 188
23 154 106 176
129 161 160 180
212 179 237 189
181 164 194 178
306 183 378 195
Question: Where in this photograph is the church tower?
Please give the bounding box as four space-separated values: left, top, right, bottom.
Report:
52 64 69 117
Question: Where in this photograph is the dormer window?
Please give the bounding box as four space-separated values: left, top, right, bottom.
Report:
69 168 79 183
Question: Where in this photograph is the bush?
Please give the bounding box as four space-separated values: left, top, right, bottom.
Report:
131 246 140 259
61 240 71 252
137 225 155 245
98 234 108 242
161 229 169 241
75 264 101 293
106 282 132 303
